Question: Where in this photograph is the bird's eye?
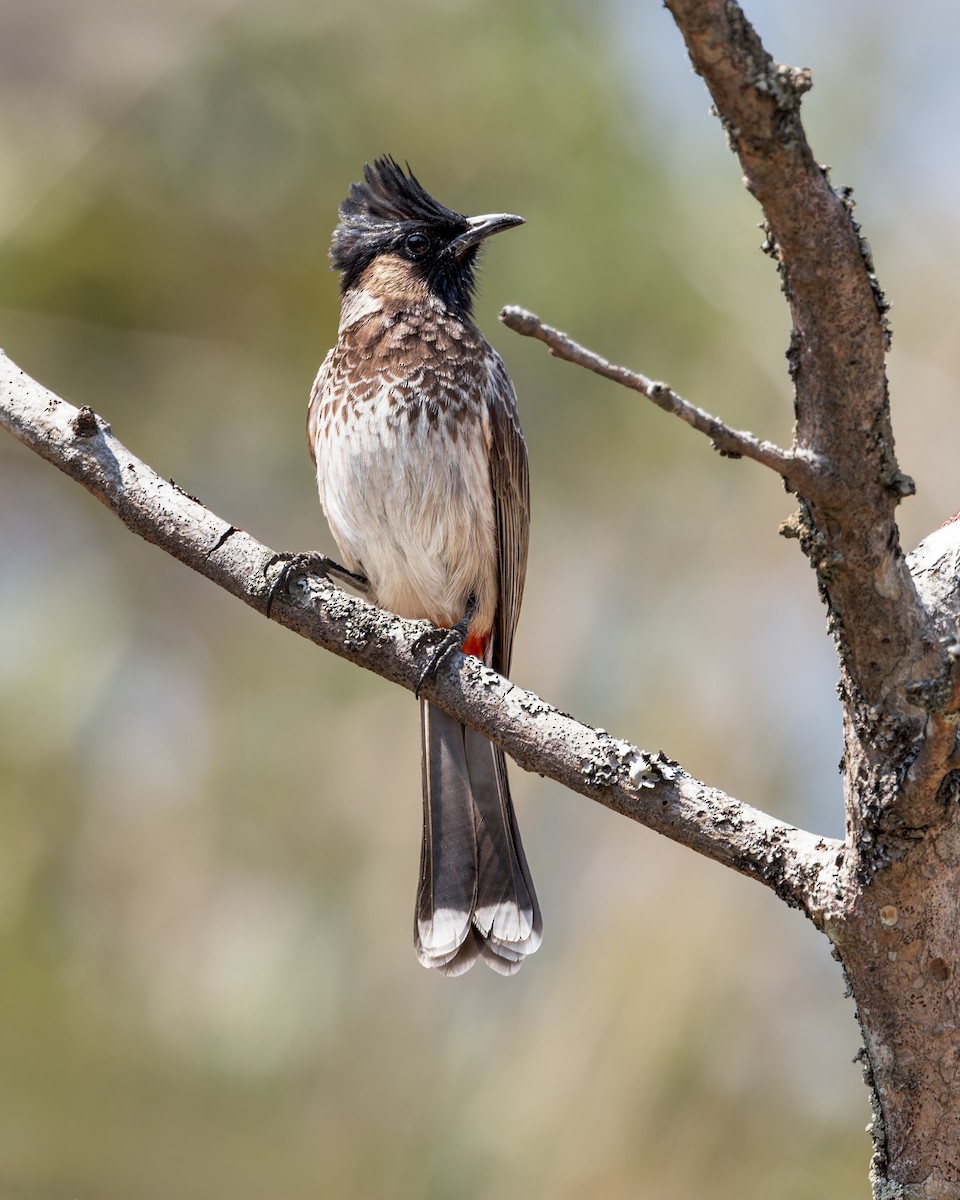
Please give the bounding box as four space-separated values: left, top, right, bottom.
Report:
405 232 430 256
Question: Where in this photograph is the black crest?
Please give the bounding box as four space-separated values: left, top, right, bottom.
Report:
330 157 479 313
336 156 466 233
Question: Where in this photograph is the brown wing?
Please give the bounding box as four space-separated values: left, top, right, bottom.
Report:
306 349 334 470
485 349 530 678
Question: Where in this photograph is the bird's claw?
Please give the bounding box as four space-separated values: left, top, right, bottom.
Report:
413 605 475 699
266 552 368 617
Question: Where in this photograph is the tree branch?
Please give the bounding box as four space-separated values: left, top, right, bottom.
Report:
0 349 839 918
663 0 930 713
500 304 821 494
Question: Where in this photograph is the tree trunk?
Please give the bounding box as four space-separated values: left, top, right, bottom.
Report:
816 524 960 1197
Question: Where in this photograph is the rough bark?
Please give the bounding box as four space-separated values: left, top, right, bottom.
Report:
661 3 958 1194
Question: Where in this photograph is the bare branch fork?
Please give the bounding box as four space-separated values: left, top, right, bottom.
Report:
0 350 838 917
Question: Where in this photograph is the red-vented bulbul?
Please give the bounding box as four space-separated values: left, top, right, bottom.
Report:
307 157 540 975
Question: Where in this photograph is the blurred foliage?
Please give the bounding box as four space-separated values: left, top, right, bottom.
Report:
1 0 959 1196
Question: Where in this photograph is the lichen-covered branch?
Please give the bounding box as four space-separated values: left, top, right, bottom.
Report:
500 304 821 494
0 350 839 916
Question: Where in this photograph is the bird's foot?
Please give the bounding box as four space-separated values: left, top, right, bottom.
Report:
266 552 369 617
413 601 477 699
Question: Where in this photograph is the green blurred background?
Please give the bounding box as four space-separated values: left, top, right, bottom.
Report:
1 1 957 1196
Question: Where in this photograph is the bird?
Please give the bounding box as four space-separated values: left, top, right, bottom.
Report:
307 156 541 975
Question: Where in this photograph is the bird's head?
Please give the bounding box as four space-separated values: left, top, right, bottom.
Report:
330 156 524 319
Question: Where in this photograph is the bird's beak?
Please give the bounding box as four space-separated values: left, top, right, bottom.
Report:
448 213 525 258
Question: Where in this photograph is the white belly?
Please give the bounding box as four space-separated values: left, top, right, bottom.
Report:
316 396 498 633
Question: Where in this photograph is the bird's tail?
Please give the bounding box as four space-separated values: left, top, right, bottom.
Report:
415 700 541 975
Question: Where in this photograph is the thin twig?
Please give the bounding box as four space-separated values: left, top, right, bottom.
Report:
500 305 819 493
